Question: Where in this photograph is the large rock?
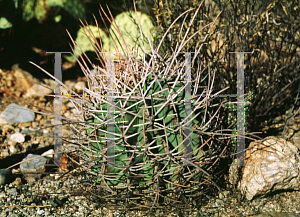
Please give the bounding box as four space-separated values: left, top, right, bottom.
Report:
236 137 300 200
0 103 35 124
20 154 48 183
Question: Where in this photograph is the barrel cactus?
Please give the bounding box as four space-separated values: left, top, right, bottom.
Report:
33 3 234 214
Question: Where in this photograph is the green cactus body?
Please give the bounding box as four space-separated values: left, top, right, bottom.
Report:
83 71 204 192
143 75 203 186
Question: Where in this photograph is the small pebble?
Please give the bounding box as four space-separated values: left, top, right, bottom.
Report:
36 209 44 215
13 177 22 186
6 188 18 196
10 132 25 143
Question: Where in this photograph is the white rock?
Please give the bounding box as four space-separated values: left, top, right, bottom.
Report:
37 209 44 215
0 103 35 124
9 145 18 154
10 132 25 143
41 149 54 159
237 136 300 200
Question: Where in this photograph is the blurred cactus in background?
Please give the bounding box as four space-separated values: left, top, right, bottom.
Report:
109 11 154 59
0 0 17 29
21 0 85 23
64 25 110 62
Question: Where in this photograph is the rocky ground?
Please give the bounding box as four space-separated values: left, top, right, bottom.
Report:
0 64 300 216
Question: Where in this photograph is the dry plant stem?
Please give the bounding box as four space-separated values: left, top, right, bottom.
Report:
7 205 52 208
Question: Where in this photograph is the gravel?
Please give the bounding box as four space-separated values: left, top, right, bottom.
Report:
1 174 300 216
